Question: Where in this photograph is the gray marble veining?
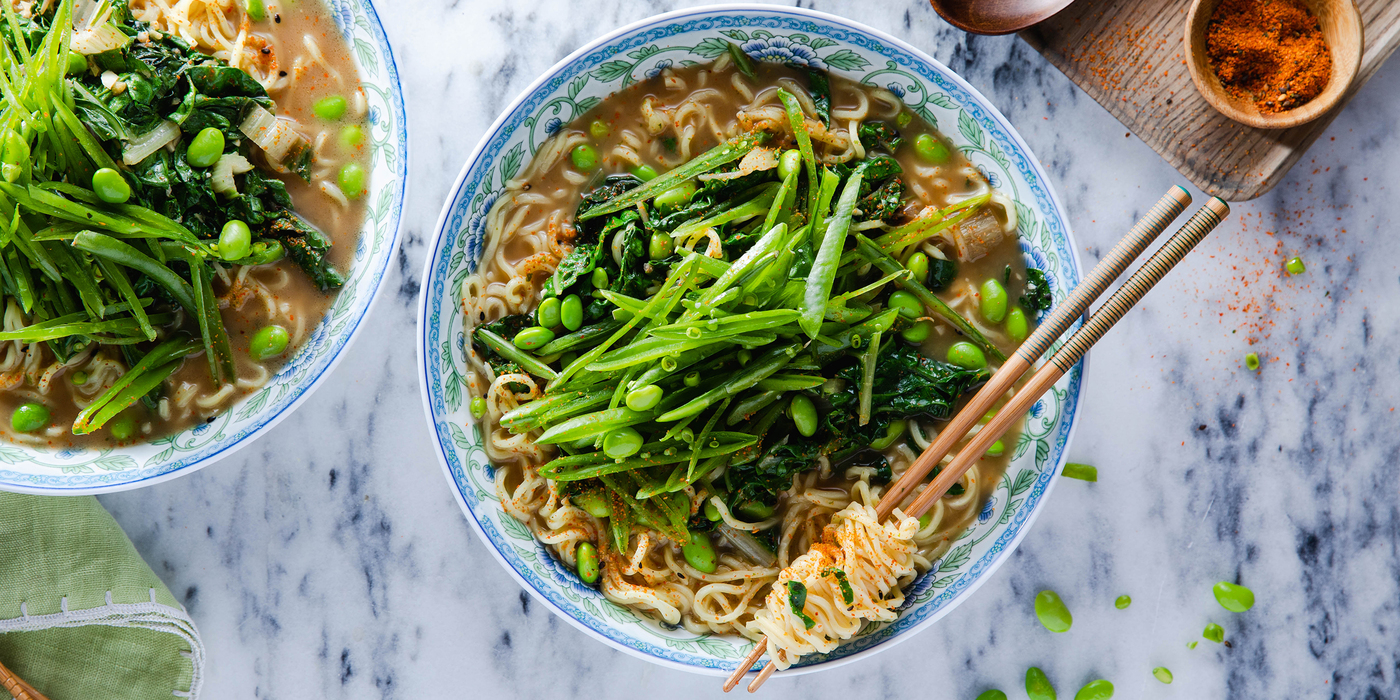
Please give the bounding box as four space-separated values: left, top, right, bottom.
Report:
98 1 1400 697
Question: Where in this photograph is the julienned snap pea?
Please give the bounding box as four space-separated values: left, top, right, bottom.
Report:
682 531 718 573
975 691 1007 700
1073 679 1114 700
575 542 600 584
537 296 562 329
1213 581 1255 612
513 326 555 350
1025 667 1056 700
788 394 818 437
980 278 1008 323
1034 589 1073 632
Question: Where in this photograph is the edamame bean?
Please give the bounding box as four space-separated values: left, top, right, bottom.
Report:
1115 595 1131 609
1062 463 1097 482
570 144 598 171
537 297 562 328
66 51 88 76
1213 581 1255 612
576 541 600 584
1034 589 1073 632
901 320 933 343
1152 667 1173 684
186 127 225 168
682 531 718 573
649 232 673 260
573 491 611 518
11 402 49 433
1244 352 1260 371
777 149 801 180
704 500 721 521
313 95 348 120
219 219 252 261
591 268 609 289
512 327 555 350
1006 306 1029 342
653 181 696 211
1073 680 1114 700
109 413 137 441
71 371 89 385
625 384 664 411
869 419 906 450
1025 667 1056 700
906 251 929 285
1203 622 1224 643
244 0 267 21
602 427 643 459
469 397 487 419
340 125 365 149
976 691 1008 700
980 278 1008 323
91 168 131 204
788 394 818 437
1286 256 1306 275
684 371 701 387
918 511 933 530
887 290 922 318
631 164 658 181
560 294 584 331
947 341 987 370
735 500 774 520
914 133 951 163
985 439 1005 457
338 163 367 199
589 120 610 139
250 325 290 359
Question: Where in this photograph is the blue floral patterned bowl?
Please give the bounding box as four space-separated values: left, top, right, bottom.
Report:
418 4 1084 675
0 0 407 495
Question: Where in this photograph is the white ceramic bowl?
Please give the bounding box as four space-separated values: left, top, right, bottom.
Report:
418 4 1084 675
0 0 408 495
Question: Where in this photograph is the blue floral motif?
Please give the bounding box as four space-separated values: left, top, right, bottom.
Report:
333 0 355 40
885 81 906 98
978 496 996 524
543 117 563 135
463 193 497 275
741 37 828 70
368 106 381 126
977 164 1000 188
644 59 673 79
1029 400 1044 419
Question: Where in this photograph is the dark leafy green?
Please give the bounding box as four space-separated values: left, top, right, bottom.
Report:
927 257 957 291
1021 268 1052 316
787 581 816 629
806 68 831 128
858 121 903 153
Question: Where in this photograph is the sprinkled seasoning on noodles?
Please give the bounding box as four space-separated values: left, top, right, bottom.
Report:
462 58 1032 653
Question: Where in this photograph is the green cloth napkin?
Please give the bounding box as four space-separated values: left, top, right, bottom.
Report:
0 492 204 700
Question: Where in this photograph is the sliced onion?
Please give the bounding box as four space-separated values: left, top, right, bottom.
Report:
717 523 777 567
71 23 130 55
122 120 180 165
210 153 254 197
238 104 308 166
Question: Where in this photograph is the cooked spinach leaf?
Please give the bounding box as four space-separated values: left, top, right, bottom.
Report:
806 68 831 128
787 581 816 629
858 121 903 154
1021 268 1052 316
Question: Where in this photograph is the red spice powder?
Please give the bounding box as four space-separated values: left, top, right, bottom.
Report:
1205 0 1333 113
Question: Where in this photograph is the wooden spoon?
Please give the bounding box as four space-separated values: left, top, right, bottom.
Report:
927 0 1078 35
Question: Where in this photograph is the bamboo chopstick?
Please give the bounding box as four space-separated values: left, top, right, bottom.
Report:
722 186 1193 693
0 660 50 700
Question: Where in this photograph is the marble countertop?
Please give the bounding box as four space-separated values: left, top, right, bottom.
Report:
98 1 1400 697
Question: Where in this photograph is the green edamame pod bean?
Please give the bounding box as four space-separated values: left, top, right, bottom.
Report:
339 163 367 199
314 95 348 121
906 251 929 285
470 397 487 419
947 341 987 370
631 164 658 181
109 413 137 441
653 181 696 211
244 0 267 21
915 133 951 163
625 384 664 412
591 268 609 289
250 325 290 360
589 120 610 139
788 394 818 437
1213 581 1255 612
71 371 89 385
570 144 598 171
649 232 673 260
186 127 225 168
735 500 774 520
91 168 131 204
682 531 718 573
976 691 1008 700
602 427 643 459
704 500 721 521
11 402 49 433
887 290 922 318
901 320 933 343
1006 306 1029 342
537 296 562 329
1115 595 1131 609
1034 589 1073 632
1152 667 1173 684
576 542 600 584
918 511 933 529
777 149 801 180
573 491 611 518
1286 256 1306 275
219 219 252 261
340 125 365 149
560 294 584 331
985 440 1005 457
1025 667 1057 700
980 278 1008 323
1203 622 1224 643
1073 680 1113 700
869 419 906 450
513 327 555 350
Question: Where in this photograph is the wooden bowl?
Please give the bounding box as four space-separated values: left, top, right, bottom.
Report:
1184 0 1362 129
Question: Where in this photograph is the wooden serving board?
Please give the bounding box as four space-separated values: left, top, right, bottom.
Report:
1021 0 1400 201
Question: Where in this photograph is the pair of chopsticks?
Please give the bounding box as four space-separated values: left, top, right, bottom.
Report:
0 660 49 700
725 187 1231 692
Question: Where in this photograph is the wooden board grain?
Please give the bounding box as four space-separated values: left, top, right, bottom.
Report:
1021 0 1400 200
